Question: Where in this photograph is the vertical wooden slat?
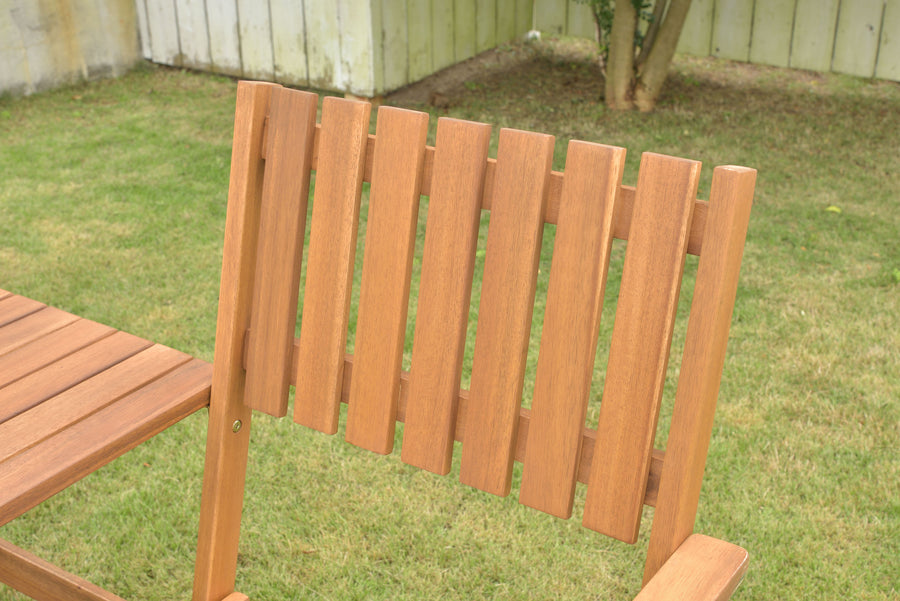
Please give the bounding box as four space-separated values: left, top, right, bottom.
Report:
518 141 625 518
711 0 752 61
582 152 700 543
293 97 371 435
243 87 317 417
408 0 434 82
644 165 756 583
174 0 211 70
789 0 840 72
677 0 714 56
194 81 276 601
749 0 796 68
832 0 883 78
400 117 492 475
381 0 409 91
305 2 341 89
344 106 430 454
455 0 478 61
236 0 274 80
433 0 456 70
270 0 309 86
458 128 554 497
206 0 243 75
476 0 497 52
875 2 900 81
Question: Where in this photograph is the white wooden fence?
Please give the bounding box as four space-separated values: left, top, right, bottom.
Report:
2 0 897 98
134 0 535 97
0 0 140 96
535 0 900 82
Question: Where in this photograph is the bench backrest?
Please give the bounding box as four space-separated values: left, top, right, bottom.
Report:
192 81 756 601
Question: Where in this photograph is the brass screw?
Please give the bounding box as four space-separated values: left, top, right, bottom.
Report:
232 420 243 433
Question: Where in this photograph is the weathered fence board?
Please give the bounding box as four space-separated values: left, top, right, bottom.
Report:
205 0 242 75
789 0 840 72
270 0 309 86
175 0 211 70
749 0 795 67
876 0 900 80
533 0 900 82
1 0 139 96
712 0 753 62
678 0 714 56
833 0 884 78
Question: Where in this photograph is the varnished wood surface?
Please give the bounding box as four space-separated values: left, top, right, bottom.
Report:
293 96 371 434
0 295 211 528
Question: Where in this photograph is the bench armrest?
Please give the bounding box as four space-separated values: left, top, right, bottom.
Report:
633 534 749 601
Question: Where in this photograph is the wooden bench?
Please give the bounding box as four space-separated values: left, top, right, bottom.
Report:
0 80 756 600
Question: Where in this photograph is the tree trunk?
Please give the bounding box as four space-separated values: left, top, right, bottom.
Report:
633 0 693 111
605 0 638 110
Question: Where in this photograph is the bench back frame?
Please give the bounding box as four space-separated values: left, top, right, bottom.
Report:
191 81 756 601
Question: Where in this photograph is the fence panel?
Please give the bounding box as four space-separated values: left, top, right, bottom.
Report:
533 0 899 82
876 0 900 80
749 0 795 67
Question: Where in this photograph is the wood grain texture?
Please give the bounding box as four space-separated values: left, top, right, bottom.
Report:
458 127 554 497
344 106 429 454
311 125 710 255
644 165 755 582
0 295 45 327
401 117 492 475
243 86 317 417
635 534 748 601
518 141 625 518
0 537 127 601
0 331 151 424
193 81 276 601
0 360 210 527
0 319 115 392
206 0 242 75
582 152 700 543
0 306 77 356
0 344 191 463
293 97 371 434
270 0 309 85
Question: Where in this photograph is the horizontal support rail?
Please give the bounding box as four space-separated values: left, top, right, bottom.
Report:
242 332 663 507
260 122 708 255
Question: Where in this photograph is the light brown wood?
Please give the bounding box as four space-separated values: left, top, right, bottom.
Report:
345 106 430 454
518 141 625 518
0 294 45 327
243 86 318 417
635 534 749 601
644 165 756 582
0 87 756 600
0 537 127 601
293 96 371 435
193 81 276 601
458 128 555 497
0 359 210 527
311 125 709 255
0 331 151 424
0 344 191 463
400 117 492 475
0 306 78 355
0 319 115 392
583 152 700 543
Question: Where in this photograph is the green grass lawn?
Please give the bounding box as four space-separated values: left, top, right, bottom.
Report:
1 38 898 600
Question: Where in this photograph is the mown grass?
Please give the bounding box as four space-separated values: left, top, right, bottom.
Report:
1 38 898 600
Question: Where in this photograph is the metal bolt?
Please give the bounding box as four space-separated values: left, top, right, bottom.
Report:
232 419 243 433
